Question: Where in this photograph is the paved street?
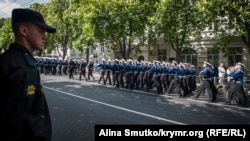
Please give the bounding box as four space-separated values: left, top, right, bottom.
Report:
41 73 250 141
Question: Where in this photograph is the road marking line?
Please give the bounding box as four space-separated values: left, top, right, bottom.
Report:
44 86 186 125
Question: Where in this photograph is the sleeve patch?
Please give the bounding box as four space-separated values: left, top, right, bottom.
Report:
24 81 37 98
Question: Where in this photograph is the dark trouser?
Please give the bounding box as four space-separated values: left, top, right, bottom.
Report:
52 66 57 75
226 83 247 105
112 71 115 85
58 66 62 75
99 70 106 84
69 69 74 79
194 80 216 102
191 75 196 92
160 75 167 92
166 76 182 97
152 75 163 94
168 74 174 85
40 65 44 74
88 68 95 80
63 66 67 75
210 79 217 97
186 76 192 94
114 71 120 87
45 65 49 75
79 69 86 80
119 71 125 87
139 72 144 89
105 70 112 85
181 76 189 97
133 72 139 89
125 72 133 89
146 73 153 91
165 74 170 91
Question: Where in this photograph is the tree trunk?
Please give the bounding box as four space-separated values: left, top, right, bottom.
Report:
62 47 67 60
175 49 181 63
86 47 89 63
122 38 126 59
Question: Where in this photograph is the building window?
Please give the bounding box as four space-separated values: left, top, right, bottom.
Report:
208 22 214 31
207 48 219 67
181 47 197 65
101 46 104 52
181 54 197 65
158 49 167 61
137 56 144 62
228 47 242 67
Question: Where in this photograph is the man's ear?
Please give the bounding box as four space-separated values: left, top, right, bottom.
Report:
19 25 29 37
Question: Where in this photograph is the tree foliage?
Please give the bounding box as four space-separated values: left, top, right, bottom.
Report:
85 0 159 59
206 0 250 55
0 0 250 61
0 19 14 52
153 0 207 62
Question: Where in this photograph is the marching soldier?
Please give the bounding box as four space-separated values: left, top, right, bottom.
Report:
160 62 167 93
138 61 146 89
51 58 57 75
38 57 45 74
88 59 95 80
63 59 68 75
112 59 120 88
75 60 80 75
166 61 183 97
192 61 216 102
57 59 63 75
68 59 75 79
44 58 49 75
133 60 140 89
190 65 197 93
79 59 87 81
150 61 163 94
105 59 112 85
225 63 247 105
97 59 106 85
119 60 126 87
180 63 189 97
125 59 134 89
144 62 153 91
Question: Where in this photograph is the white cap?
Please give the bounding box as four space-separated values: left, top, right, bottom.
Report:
237 62 245 67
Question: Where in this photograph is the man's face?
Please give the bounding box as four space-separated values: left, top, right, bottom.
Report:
26 24 47 51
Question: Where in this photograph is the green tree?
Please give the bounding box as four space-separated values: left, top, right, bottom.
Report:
153 0 207 62
90 0 159 59
206 0 250 54
0 18 6 28
43 0 77 59
69 0 96 62
0 19 14 52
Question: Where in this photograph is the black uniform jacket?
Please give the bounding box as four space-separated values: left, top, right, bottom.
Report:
0 43 52 141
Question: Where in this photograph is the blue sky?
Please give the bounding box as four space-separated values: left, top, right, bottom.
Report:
0 0 50 18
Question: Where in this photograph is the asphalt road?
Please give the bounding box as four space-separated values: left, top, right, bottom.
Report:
41 73 250 141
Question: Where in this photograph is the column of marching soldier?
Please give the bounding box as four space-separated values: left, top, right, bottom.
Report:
35 56 247 106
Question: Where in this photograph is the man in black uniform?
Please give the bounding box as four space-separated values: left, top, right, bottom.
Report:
68 58 75 79
88 59 95 80
79 59 87 81
0 8 56 141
